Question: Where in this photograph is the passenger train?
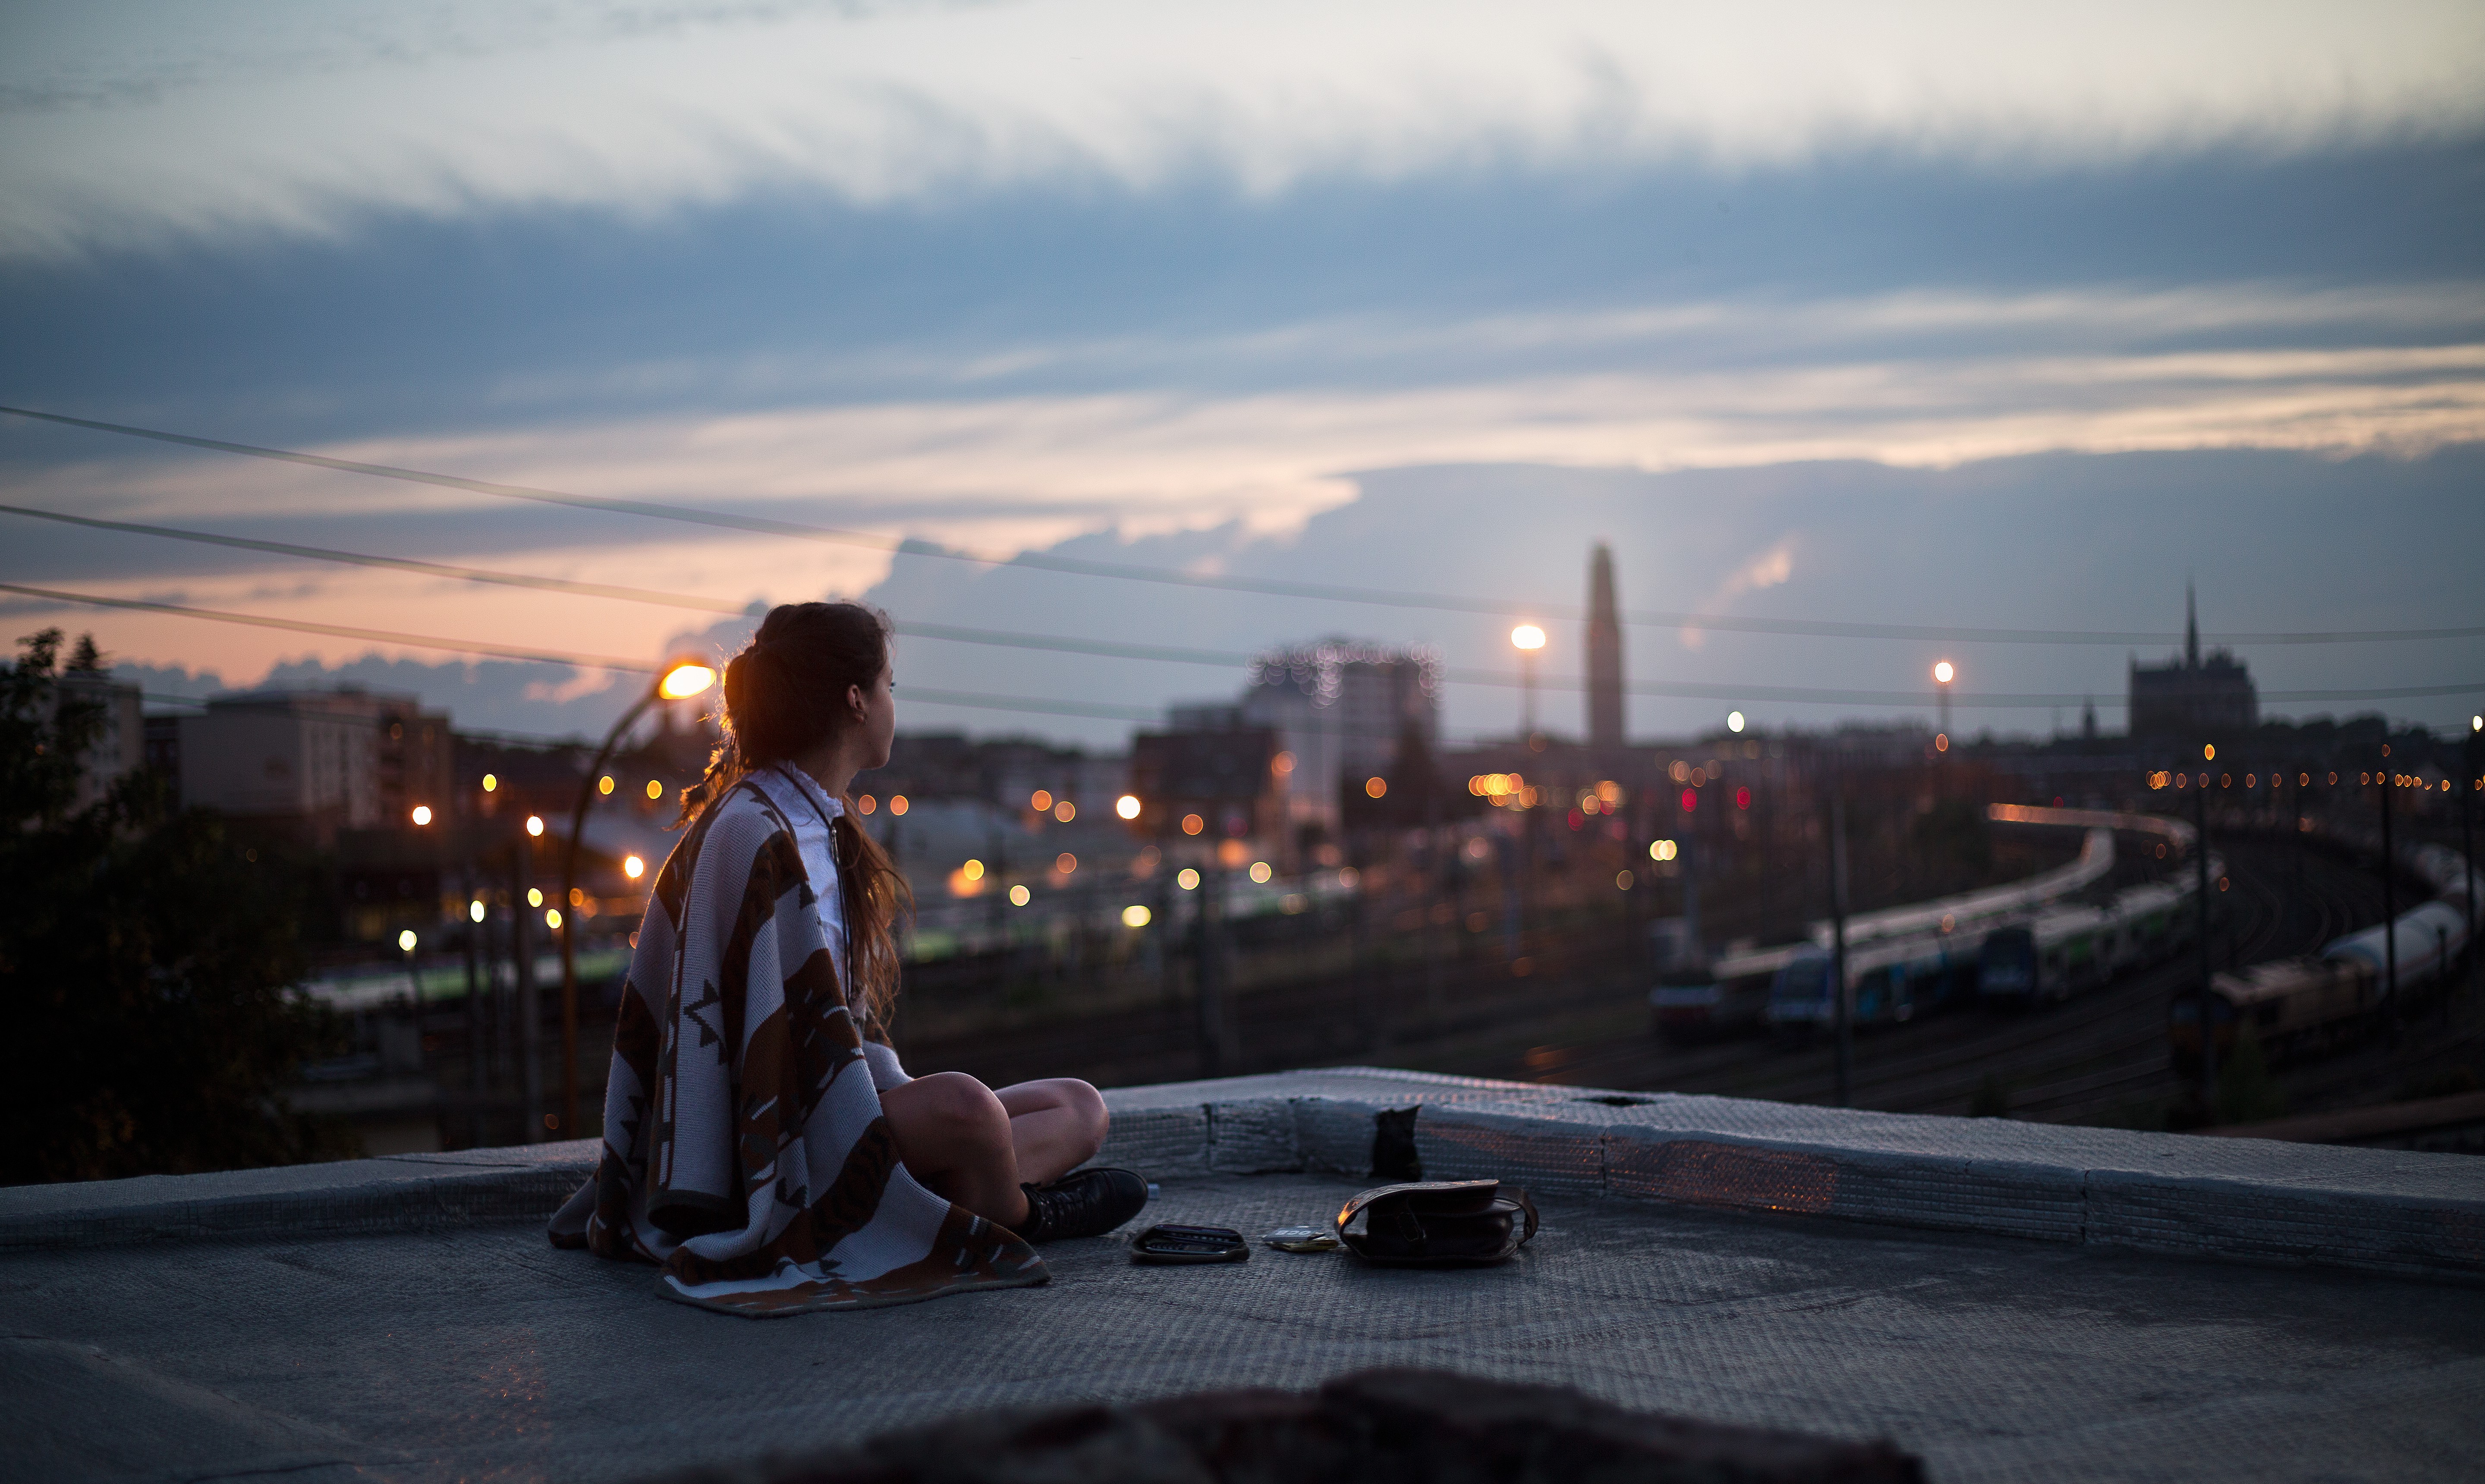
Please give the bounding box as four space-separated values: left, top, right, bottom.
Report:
2171 840 2479 1074
1645 809 2207 1037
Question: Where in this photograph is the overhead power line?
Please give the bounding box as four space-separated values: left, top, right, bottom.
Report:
7 404 2480 648
0 503 1258 667
9 579 2474 716
0 581 661 673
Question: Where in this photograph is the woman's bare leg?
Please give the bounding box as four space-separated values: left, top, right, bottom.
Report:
878 1072 1029 1227
996 1078 1109 1186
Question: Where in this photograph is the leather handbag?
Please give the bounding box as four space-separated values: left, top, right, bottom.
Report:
1334 1179 1539 1266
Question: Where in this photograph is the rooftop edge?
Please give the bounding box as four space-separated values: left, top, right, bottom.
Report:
3 1069 2478 1283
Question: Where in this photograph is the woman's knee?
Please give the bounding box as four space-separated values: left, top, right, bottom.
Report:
1058 1078 1108 1161
891 1072 1011 1154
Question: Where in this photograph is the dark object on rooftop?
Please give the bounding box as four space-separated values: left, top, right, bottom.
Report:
650 1367 1924 1484
1369 1105 1422 1181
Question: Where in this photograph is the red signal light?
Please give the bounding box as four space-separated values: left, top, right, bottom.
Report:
1735 786 1751 810
1680 788 1697 811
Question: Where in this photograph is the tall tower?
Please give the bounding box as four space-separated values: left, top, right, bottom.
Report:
2185 580 2200 671
1585 542 1625 751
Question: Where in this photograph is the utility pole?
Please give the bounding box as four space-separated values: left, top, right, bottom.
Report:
2380 749 2398 1014
1830 770 1853 1108
2465 718 2479 997
1195 862 1228 1075
462 863 484 1149
2195 749 2216 1106
516 824 541 1144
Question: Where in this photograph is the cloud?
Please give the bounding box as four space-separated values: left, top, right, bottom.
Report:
41 445 2485 742
1681 538 1796 651
5 1 2481 259
20 284 2481 539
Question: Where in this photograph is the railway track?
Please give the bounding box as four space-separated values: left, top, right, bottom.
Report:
1444 837 2392 1125
902 834 2438 1135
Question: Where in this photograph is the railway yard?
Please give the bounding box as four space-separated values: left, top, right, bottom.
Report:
914 821 2479 1136
1459 834 2441 1124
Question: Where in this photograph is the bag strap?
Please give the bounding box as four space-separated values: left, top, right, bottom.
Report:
1333 1180 1499 1240
1509 1187 1539 1247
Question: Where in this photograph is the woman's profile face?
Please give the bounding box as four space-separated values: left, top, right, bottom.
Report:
855 660 896 770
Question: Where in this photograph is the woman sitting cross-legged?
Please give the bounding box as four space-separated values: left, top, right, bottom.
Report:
548 601 1148 1314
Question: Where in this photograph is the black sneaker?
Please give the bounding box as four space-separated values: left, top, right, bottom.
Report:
1016 1167 1149 1242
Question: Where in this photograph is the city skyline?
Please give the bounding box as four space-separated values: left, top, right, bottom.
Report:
3 3 2479 745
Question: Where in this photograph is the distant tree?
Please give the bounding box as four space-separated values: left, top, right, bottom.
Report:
1906 798 1992 881
1339 722 1481 832
0 629 353 1184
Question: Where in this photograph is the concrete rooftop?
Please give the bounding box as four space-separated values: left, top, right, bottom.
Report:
6 1069 2482 1484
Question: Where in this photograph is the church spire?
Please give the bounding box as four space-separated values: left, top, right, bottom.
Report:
2185 580 2199 670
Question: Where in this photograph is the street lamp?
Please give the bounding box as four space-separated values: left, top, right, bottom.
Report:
1932 660 1955 750
557 657 717 1139
1511 624 1546 742
2465 715 2480 995
2194 741 2215 1106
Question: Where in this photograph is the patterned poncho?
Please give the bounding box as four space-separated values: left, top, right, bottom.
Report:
547 776 1047 1316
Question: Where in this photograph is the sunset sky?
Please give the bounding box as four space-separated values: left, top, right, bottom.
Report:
3 1 2479 746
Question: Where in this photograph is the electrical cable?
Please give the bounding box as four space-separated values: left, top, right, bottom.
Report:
7 405 2480 648
0 503 1256 667
12 579 2474 715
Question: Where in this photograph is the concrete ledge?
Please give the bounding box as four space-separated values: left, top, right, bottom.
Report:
1092 1068 2485 1285
6 1068 2482 1283
0 1143 598 1251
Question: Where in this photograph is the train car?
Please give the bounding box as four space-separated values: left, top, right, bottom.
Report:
2323 899 2471 993
1814 826 2116 953
1979 868 2202 1007
2168 846 2476 1075
1650 944 1797 1040
2109 880 2189 964
2173 957 2379 1075
1767 930 1976 1030
1975 906 2106 1005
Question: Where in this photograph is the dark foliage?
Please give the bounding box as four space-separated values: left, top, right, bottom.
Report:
1906 797 1993 880
1337 723 1481 831
0 629 355 1185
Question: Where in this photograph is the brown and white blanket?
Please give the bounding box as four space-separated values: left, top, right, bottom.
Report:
547 777 1046 1316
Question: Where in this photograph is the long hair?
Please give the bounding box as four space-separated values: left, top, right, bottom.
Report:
681 602 912 1031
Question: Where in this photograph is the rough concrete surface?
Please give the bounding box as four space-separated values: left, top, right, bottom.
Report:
4 1172 2479 1484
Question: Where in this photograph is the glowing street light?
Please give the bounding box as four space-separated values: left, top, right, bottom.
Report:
410 804 433 826
1116 794 1142 820
1727 711 1745 734
657 661 717 700
1932 660 1956 748
1511 624 1546 741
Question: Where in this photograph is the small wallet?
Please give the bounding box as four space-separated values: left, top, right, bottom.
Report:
1130 1223 1250 1264
1334 1179 1539 1266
